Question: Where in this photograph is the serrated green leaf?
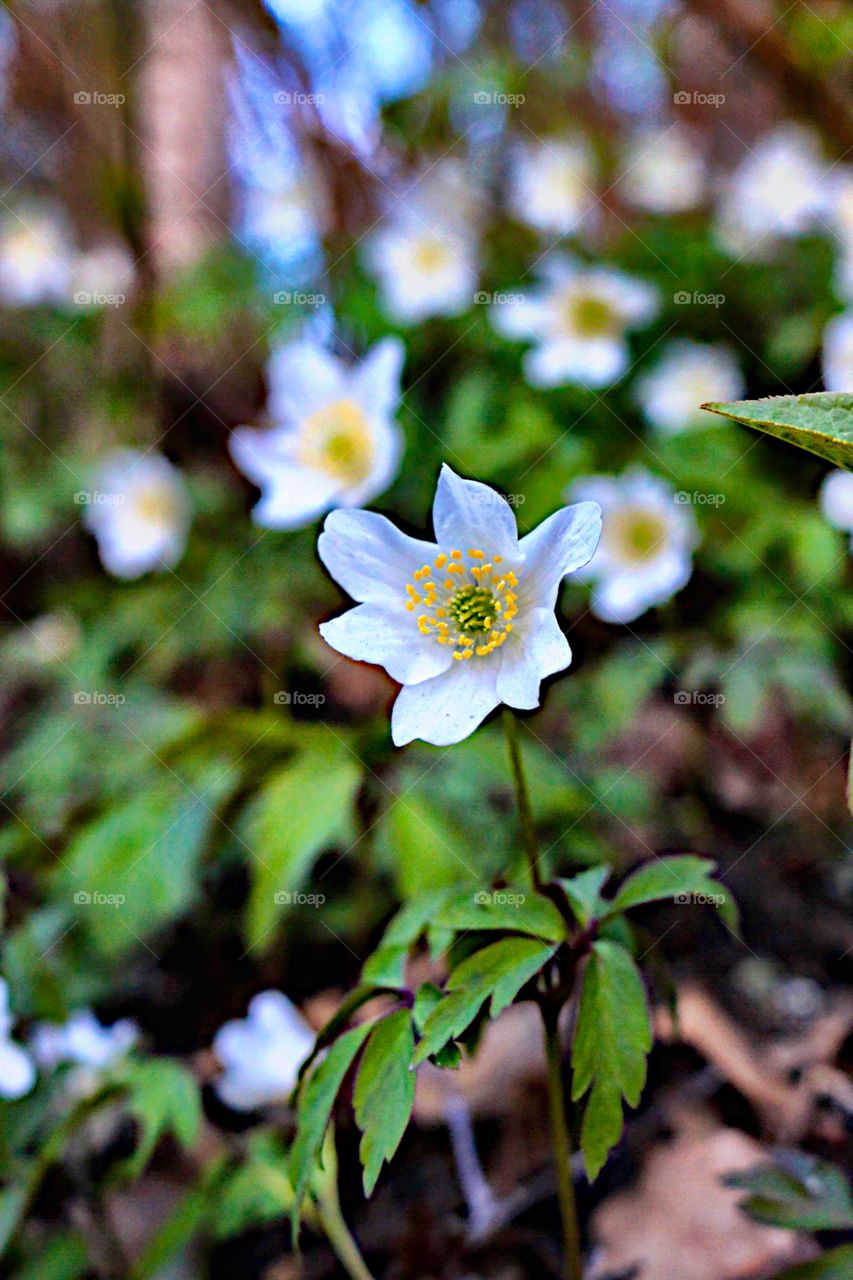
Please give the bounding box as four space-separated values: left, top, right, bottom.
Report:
413 988 489 1065
414 937 555 1063
727 1156 853 1231
579 1080 624 1183
572 940 652 1180
447 936 555 1016
289 1021 372 1225
362 943 409 989
607 856 718 915
702 393 853 469
435 889 567 941
353 1010 416 1195
560 866 611 924
244 740 361 949
118 1059 202 1177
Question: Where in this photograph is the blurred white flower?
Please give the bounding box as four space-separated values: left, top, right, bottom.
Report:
32 1010 138 1071
213 990 315 1111
620 125 706 214
71 243 135 307
83 451 192 580
0 978 36 1100
636 340 744 434
508 136 597 236
492 256 659 389
822 311 853 391
827 169 853 300
318 464 601 746
569 469 698 623
0 202 74 306
819 469 853 539
714 125 830 259
363 160 479 322
229 337 404 529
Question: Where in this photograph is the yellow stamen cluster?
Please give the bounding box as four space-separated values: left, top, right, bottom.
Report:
405 548 519 661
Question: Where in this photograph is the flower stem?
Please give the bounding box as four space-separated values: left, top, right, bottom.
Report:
502 708 545 889
314 1130 377 1280
541 1003 583 1280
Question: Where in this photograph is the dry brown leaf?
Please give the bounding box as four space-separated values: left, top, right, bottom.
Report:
590 1125 810 1280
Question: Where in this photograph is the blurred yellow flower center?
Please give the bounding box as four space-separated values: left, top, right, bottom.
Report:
404 549 519 660
566 294 618 338
607 508 668 564
411 236 451 275
299 399 374 486
133 486 180 528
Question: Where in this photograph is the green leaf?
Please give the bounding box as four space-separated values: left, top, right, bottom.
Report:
353 1010 416 1195
560 866 611 924
727 1156 853 1231
117 1059 202 1178
775 1246 853 1280
12 1229 88 1280
214 1138 293 1239
289 1021 372 1225
414 937 555 1063
412 988 490 1066
56 767 230 957
434 889 567 941
382 793 474 897
447 936 555 1016
244 740 361 949
702 393 853 469
572 940 652 1180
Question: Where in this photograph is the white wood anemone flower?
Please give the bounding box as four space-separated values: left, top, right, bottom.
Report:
0 978 36 1101
32 1010 138 1072
212 990 315 1112
0 201 74 307
636 340 744 435
491 255 659 390
317 465 602 746
620 125 706 215
229 338 405 529
362 160 480 324
568 469 698 624
508 137 598 237
83 450 192 580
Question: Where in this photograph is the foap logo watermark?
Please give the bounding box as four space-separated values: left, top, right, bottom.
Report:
674 290 725 308
674 690 725 707
474 290 525 306
74 90 126 107
272 290 325 306
674 491 725 507
73 291 126 307
471 489 526 510
273 90 325 105
73 690 126 706
74 890 126 908
474 890 526 907
74 490 125 506
674 890 727 906
472 90 525 108
274 890 326 906
673 90 725 108
273 690 326 707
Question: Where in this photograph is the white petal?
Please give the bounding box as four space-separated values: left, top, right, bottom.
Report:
350 337 405 419
820 469 853 531
318 509 439 603
497 609 571 710
320 603 453 685
432 464 520 559
341 417 404 508
490 293 550 340
254 465 340 529
266 343 345 424
0 1037 36 1099
391 657 501 746
518 501 602 609
592 552 692 623
228 425 294 488
526 338 628 389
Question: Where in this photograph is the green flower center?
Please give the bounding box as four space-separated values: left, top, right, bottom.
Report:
567 295 618 338
448 584 497 634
